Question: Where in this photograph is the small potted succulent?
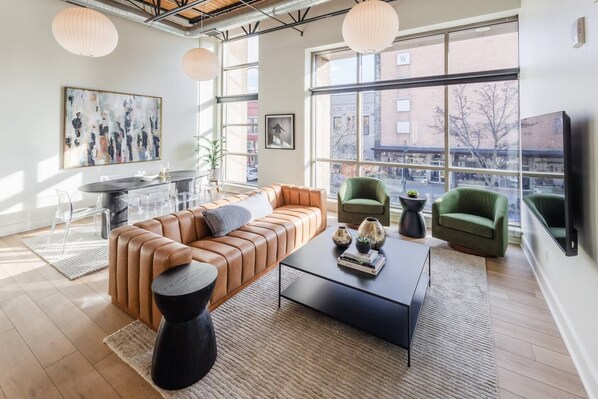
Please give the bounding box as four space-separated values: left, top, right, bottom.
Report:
356 235 371 254
406 189 419 198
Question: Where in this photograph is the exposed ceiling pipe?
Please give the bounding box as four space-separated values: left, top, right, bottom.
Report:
65 0 334 39
188 0 332 36
64 0 191 37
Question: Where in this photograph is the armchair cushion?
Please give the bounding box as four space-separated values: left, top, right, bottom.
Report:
343 198 385 215
439 213 494 239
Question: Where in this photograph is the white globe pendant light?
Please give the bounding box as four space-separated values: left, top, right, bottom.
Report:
52 7 118 57
182 47 220 81
342 0 399 54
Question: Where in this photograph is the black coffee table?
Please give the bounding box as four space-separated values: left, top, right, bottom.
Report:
278 225 431 366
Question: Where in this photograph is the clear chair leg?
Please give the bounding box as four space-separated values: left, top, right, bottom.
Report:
93 214 100 237
47 217 58 245
61 222 71 257
104 210 110 237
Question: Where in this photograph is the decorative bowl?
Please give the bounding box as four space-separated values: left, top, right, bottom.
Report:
136 174 159 181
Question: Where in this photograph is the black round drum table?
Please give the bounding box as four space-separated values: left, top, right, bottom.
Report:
399 195 427 238
151 261 218 390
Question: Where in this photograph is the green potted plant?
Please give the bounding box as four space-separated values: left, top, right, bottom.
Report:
198 136 226 182
355 235 371 254
406 189 419 198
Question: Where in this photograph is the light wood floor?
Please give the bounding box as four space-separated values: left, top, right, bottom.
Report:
0 222 589 398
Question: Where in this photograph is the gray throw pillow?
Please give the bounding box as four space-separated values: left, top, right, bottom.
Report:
203 206 252 237
203 192 273 237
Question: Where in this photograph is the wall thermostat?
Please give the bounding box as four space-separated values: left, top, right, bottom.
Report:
571 17 585 48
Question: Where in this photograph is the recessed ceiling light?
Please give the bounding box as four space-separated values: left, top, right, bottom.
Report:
475 27 491 32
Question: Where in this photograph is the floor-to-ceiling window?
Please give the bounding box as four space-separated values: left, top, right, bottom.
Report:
220 36 259 186
311 18 522 223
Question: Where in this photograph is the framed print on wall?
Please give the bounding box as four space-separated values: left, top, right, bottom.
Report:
265 114 295 150
63 87 162 169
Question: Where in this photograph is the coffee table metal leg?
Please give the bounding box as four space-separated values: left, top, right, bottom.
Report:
278 264 281 309
407 305 411 367
428 250 431 287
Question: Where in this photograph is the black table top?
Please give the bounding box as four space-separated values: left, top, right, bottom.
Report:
280 224 430 306
399 194 427 202
78 170 210 193
152 262 218 297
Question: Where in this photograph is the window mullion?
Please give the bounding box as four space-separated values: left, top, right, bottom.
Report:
356 93 363 174
443 31 450 193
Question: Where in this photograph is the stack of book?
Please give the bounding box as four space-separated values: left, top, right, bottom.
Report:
337 249 385 275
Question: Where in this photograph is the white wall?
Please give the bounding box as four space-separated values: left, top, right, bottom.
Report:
519 1 598 396
0 0 200 236
257 0 520 187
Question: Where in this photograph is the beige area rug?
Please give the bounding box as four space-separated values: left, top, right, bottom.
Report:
22 226 108 280
104 248 498 399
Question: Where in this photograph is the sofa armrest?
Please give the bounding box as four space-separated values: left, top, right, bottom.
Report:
493 195 509 254
338 179 352 203
493 195 509 226
376 181 390 208
108 225 192 330
280 184 328 233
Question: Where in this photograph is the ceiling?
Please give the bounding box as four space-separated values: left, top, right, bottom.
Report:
121 0 265 27
64 0 337 39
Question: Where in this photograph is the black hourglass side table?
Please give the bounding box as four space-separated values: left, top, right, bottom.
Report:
399 195 427 238
151 261 218 390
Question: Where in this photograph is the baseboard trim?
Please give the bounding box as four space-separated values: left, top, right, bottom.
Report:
521 237 598 399
0 217 51 238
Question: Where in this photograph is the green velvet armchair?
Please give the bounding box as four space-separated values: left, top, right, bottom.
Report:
337 177 390 226
523 194 566 240
432 187 508 257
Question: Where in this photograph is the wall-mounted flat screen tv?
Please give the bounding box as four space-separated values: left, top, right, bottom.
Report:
521 111 577 256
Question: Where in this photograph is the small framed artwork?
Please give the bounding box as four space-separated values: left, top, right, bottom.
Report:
265 114 295 150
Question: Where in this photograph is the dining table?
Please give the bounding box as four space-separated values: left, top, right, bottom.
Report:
79 170 210 238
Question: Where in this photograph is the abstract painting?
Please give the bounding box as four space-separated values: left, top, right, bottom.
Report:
265 114 294 150
63 87 162 168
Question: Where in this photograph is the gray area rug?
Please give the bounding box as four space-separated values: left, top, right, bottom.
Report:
104 247 498 398
22 226 108 280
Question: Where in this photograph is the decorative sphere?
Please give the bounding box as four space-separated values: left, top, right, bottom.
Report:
52 7 118 57
341 0 399 54
182 48 220 81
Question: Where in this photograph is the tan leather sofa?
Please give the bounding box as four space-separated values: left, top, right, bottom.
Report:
108 184 327 330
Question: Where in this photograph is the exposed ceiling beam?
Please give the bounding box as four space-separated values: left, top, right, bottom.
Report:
236 0 302 35
188 0 262 24
144 0 210 23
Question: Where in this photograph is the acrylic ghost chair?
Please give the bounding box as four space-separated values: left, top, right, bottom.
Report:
171 177 207 211
125 188 173 223
47 189 110 256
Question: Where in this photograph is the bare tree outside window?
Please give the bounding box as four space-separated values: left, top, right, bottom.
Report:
331 115 356 159
431 82 519 187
